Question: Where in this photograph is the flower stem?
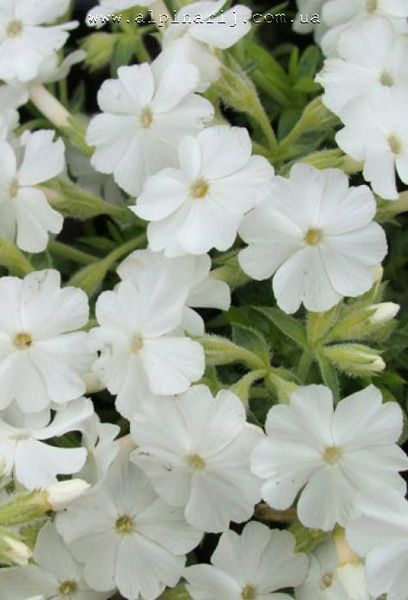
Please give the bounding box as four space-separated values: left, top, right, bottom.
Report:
29 83 71 129
48 241 99 265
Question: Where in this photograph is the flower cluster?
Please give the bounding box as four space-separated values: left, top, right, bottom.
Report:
0 0 406 600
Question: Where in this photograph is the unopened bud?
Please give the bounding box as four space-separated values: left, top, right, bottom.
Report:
45 479 90 511
322 343 385 375
81 32 117 72
368 303 399 325
2 535 32 566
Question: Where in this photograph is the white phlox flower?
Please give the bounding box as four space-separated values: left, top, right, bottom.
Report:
251 384 408 531
0 269 93 414
130 385 263 533
336 86 408 200
0 83 28 139
295 540 374 600
238 164 387 314
134 125 274 256
90 265 205 419
0 397 93 490
0 0 78 82
0 130 65 252
185 521 309 599
77 413 120 485
0 522 112 600
316 17 408 117
320 0 408 56
346 489 408 600
160 0 252 90
56 451 202 600
86 61 214 196
117 249 231 335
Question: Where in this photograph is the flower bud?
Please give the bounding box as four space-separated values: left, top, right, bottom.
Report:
2 534 32 566
322 343 385 375
81 32 117 72
45 479 90 511
368 302 399 325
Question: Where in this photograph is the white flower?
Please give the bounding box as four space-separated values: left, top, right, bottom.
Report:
86 61 214 196
77 413 120 485
295 540 373 600
134 125 274 256
0 83 28 139
346 489 408 600
160 0 252 89
320 0 408 56
45 479 91 511
0 397 92 489
56 452 202 600
251 384 408 531
0 0 77 82
87 0 154 29
0 269 92 413
316 18 408 116
36 50 86 85
238 164 387 314
90 267 205 419
130 385 263 533
0 130 65 252
186 521 308 599
0 522 112 600
336 86 408 200
117 249 231 335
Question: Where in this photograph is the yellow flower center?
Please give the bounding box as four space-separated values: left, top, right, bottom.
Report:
322 446 342 465
366 0 378 12
241 585 257 599
14 333 33 350
304 227 323 246
191 178 209 200
9 178 19 198
379 71 394 87
320 571 333 589
116 515 135 535
388 134 402 156
186 453 206 470
6 20 23 37
140 106 153 128
59 581 78 595
130 335 144 353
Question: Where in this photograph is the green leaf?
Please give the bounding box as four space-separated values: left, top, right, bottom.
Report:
111 34 137 76
293 77 322 94
160 584 191 599
316 353 340 402
232 323 271 366
254 307 307 348
298 45 322 79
